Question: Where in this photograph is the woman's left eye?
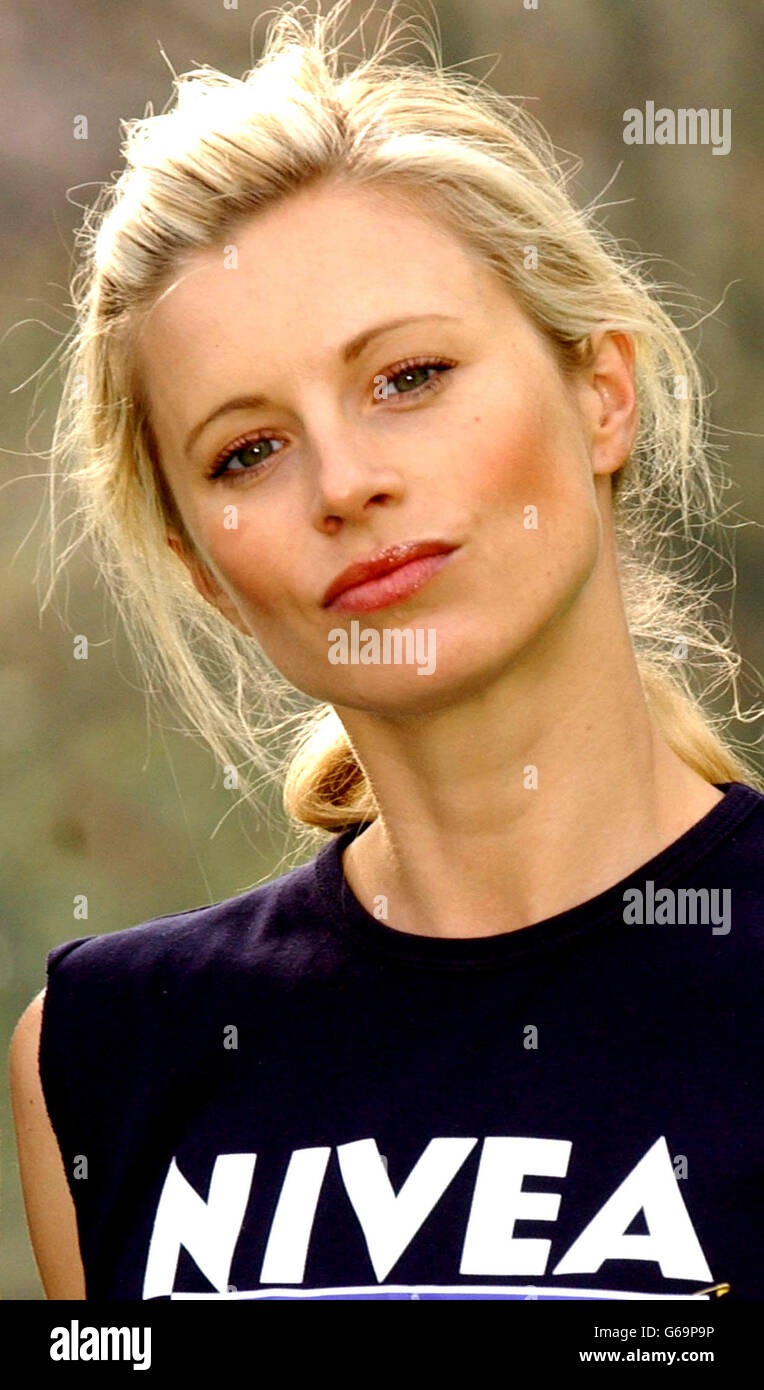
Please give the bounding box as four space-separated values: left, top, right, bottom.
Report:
375 356 456 402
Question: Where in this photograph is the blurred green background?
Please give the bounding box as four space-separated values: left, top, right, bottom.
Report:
1 0 762 1298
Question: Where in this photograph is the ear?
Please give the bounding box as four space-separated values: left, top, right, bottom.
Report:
577 330 638 478
166 532 251 635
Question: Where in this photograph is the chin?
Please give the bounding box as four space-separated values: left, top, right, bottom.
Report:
326 649 516 716
280 615 535 710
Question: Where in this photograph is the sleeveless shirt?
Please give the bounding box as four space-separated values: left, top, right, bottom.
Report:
38 781 764 1300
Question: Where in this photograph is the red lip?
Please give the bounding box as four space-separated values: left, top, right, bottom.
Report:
322 540 459 609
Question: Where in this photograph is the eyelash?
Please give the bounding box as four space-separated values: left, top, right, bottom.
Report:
204 355 457 483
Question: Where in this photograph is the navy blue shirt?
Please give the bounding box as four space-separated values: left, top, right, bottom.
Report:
39 781 764 1300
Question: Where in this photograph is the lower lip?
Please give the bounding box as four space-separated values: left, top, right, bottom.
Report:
326 550 456 614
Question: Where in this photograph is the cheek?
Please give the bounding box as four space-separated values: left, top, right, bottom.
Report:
193 502 326 685
468 391 600 590
474 382 578 501
194 504 288 614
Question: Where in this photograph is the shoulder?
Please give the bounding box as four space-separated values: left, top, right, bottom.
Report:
9 989 87 1300
9 989 48 1120
711 782 764 933
9 987 49 1125
678 783 764 989
42 841 332 992
723 779 764 844
9 991 46 1137
36 844 336 1123
9 987 45 1072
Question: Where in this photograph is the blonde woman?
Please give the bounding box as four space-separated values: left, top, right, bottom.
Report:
10 2 763 1302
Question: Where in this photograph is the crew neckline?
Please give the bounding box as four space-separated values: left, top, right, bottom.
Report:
312 781 762 969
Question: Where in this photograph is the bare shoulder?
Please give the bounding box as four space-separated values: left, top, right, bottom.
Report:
9 989 86 1299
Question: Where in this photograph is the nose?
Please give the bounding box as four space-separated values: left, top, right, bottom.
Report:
308 430 406 535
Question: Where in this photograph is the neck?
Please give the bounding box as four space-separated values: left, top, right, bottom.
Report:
335 555 723 939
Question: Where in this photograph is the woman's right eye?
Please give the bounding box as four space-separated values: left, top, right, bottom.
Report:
206 434 286 482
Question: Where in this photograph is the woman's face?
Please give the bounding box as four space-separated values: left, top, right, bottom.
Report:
136 181 635 712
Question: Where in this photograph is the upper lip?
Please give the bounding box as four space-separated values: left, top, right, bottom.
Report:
321 539 459 608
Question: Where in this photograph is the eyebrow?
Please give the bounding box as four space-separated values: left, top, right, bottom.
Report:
183 312 460 457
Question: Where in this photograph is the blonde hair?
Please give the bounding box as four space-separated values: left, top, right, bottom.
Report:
40 0 763 858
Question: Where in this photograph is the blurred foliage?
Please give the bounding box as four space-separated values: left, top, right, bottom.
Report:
1 0 761 1298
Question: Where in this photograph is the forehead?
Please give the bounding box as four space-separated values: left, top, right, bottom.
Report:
135 182 507 363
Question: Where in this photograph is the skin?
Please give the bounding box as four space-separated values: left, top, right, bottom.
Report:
135 179 722 938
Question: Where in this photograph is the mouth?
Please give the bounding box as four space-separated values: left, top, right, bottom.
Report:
322 539 459 614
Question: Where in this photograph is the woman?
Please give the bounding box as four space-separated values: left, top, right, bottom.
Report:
10 1 764 1301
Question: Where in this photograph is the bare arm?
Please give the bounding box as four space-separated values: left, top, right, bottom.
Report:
9 989 86 1299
